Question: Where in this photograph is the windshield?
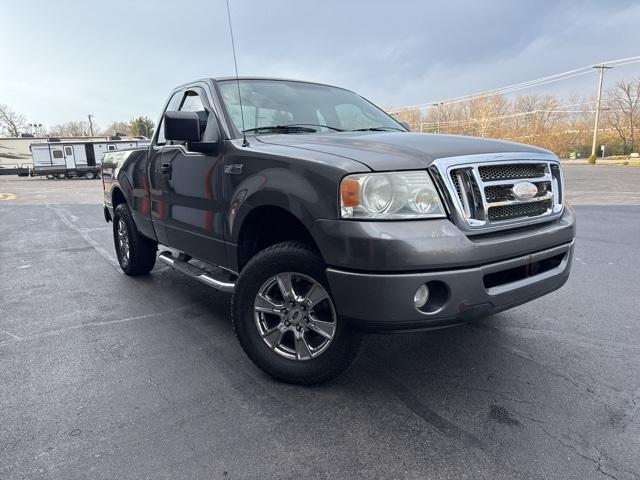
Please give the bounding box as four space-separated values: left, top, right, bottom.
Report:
217 79 405 135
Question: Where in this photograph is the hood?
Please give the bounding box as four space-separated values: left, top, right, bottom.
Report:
256 131 551 171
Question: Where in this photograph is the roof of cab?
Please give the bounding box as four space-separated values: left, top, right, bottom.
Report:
173 77 345 91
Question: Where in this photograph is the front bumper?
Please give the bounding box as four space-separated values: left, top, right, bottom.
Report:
315 206 576 331
326 240 574 331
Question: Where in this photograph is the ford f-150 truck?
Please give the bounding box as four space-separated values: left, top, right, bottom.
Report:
102 77 575 384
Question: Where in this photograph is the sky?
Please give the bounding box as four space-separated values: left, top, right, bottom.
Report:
1 0 639 131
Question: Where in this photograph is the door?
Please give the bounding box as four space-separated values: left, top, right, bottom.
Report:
152 87 227 266
63 145 75 169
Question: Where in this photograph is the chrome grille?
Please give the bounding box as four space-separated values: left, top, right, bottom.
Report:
488 199 552 221
433 153 564 234
484 181 551 202
478 163 545 181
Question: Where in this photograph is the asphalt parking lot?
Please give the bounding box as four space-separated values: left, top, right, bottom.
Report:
1 165 639 480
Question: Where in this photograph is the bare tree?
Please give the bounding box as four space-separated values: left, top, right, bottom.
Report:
464 95 508 137
48 121 93 137
391 108 424 132
605 78 640 153
512 94 559 137
0 103 27 137
102 121 131 136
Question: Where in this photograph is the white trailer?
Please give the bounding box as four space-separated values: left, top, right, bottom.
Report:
30 139 150 179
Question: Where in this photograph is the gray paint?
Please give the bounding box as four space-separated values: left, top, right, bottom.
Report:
102 78 575 331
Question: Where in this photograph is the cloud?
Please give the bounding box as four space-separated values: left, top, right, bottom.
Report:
1 0 639 125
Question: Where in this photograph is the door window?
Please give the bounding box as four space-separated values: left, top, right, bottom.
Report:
156 91 184 145
180 91 206 113
64 146 73 156
179 89 218 144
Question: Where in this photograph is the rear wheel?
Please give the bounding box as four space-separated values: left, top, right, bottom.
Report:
85 171 95 179
113 203 157 275
231 241 361 384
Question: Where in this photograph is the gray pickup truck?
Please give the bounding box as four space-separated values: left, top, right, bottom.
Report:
101 77 575 384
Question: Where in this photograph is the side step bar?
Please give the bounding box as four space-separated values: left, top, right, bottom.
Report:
158 251 235 293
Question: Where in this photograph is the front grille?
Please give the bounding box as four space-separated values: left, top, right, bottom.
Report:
483 252 566 289
488 199 552 221
435 156 564 234
484 181 550 202
450 172 462 200
479 163 545 181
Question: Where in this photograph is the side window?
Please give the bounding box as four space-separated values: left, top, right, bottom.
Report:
107 144 116 151
179 88 220 145
156 91 184 145
179 91 205 113
52 150 63 159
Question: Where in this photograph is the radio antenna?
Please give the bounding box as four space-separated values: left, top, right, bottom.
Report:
225 0 248 147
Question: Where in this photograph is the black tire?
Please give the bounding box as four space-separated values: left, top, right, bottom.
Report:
85 171 95 180
231 241 362 384
113 203 157 276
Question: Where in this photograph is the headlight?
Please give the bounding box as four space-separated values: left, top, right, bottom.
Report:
340 171 446 219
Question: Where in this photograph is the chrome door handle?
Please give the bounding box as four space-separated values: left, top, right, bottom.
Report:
224 164 243 175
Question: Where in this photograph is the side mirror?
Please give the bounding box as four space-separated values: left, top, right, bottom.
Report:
399 121 411 132
164 111 201 142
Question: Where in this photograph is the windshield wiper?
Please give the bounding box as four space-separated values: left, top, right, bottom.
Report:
284 123 344 131
243 125 317 134
350 126 405 132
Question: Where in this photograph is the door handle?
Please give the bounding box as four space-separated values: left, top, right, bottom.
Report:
224 164 243 175
160 163 172 175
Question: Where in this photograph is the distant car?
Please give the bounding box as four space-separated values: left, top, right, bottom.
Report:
0 164 19 176
101 77 575 384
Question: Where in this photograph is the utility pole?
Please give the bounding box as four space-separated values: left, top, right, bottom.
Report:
591 65 612 161
87 114 95 137
432 102 443 134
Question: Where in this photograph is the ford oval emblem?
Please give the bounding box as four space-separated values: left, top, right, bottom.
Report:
512 181 538 200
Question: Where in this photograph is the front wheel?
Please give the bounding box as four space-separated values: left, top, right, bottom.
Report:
113 203 157 275
231 242 361 384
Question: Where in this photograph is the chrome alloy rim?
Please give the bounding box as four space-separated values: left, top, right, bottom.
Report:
253 272 337 361
117 218 130 264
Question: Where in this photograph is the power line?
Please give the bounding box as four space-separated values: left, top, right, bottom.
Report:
388 55 640 113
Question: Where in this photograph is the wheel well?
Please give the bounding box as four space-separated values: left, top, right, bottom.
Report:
111 187 126 209
237 206 321 270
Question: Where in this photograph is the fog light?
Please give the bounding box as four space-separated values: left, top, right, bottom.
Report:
413 285 430 308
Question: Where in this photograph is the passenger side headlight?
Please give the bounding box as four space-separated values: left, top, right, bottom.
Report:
340 171 446 219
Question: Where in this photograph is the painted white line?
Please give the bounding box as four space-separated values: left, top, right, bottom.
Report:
0 328 22 341
48 205 120 269
0 304 194 347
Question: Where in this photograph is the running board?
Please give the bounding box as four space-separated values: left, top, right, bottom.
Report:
158 251 235 293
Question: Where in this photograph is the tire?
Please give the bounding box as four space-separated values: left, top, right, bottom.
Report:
57 173 66 179
113 203 157 275
85 171 95 180
231 241 362 384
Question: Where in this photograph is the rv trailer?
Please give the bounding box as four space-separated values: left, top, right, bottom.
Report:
30 138 150 179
